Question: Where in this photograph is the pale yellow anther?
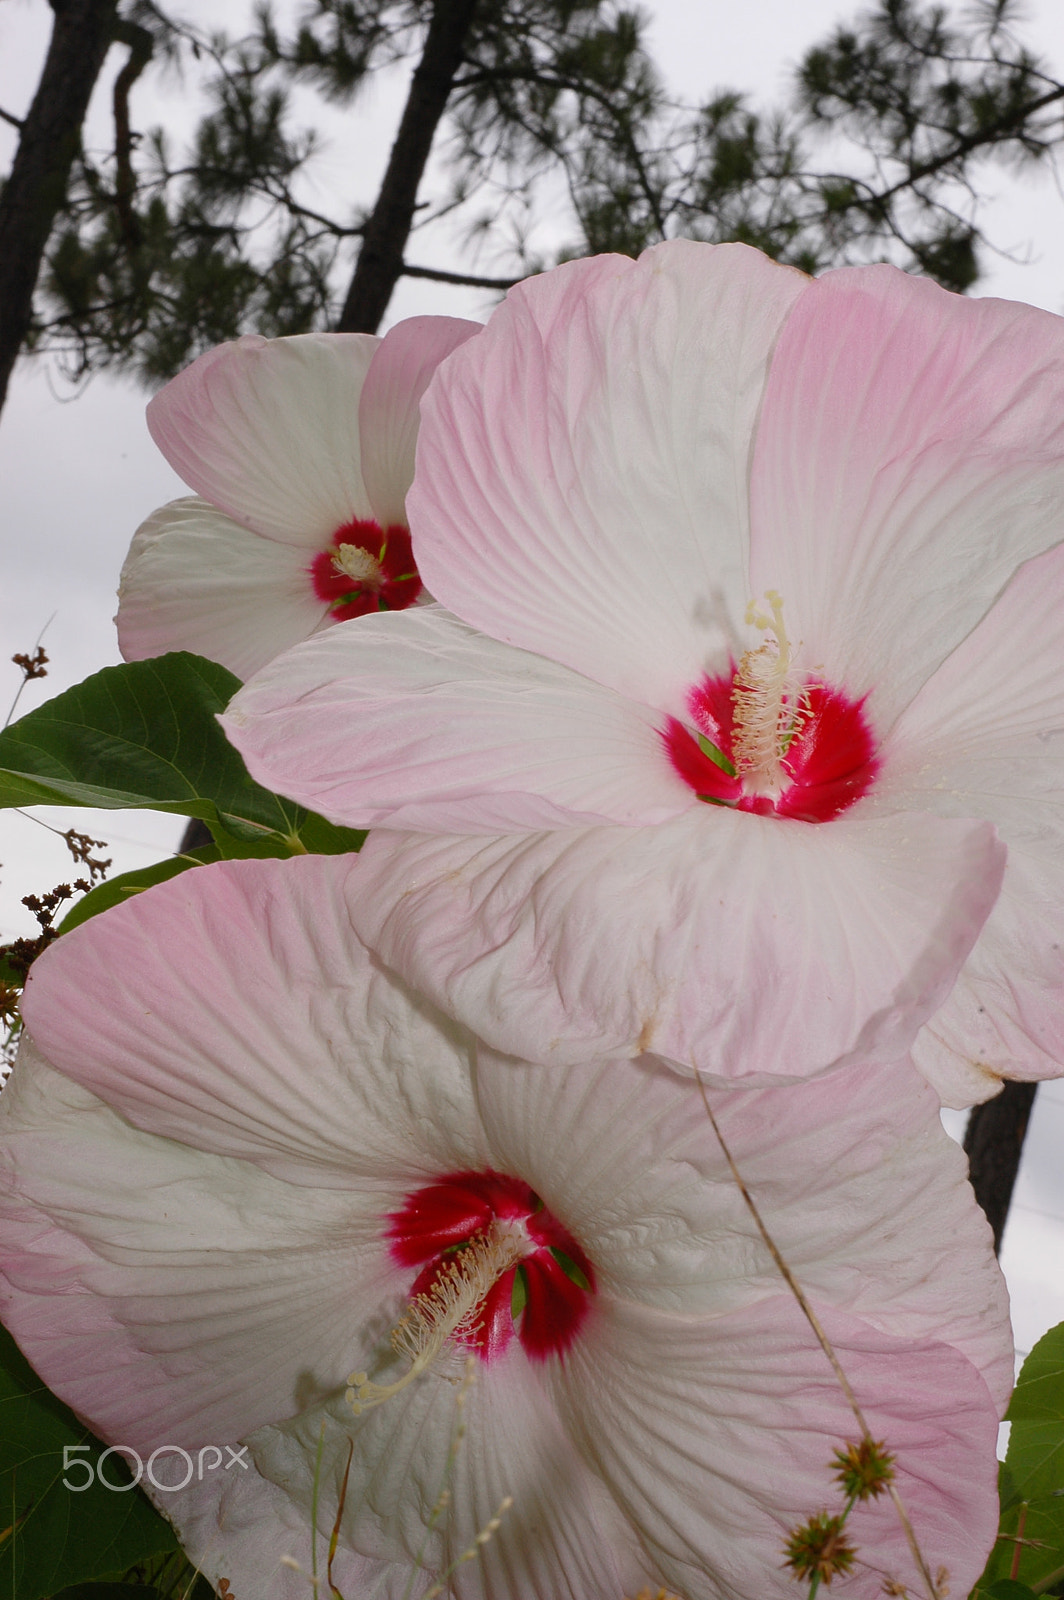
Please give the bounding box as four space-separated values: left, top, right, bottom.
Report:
731 590 809 796
346 1221 528 1416
333 543 383 586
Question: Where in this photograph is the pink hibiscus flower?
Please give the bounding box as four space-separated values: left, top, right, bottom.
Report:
2 855 1010 1599
222 242 1064 1102
116 317 480 680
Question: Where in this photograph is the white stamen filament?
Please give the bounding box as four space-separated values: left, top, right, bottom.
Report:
346 1220 528 1415
333 543 383 586
731 590 808 795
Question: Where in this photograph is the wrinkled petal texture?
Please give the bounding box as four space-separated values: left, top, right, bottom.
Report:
0 1044 398 1448
872 540 1064 1101
408 241 809 712
224 607 695 831
161 1455 388 1600
20 855 486 1187
751 265 1064 734
224 241 1064 1088
0 852 1010 1600
557 1296 1000 1600
117 497 330 679
254 1349 647 1600
147 331 379 545
345 812 1003 1079
472 1050 1012 1406
359 315 482 527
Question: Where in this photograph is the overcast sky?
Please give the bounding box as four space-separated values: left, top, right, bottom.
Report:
2 0 1064 1360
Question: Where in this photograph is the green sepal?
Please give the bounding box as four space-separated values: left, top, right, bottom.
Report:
548 1248 591 1291
695 731 736 777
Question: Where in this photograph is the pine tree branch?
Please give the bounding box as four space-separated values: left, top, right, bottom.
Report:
401 261 519 289
335 0 480 334
0 0 119 417
864 79 1064 209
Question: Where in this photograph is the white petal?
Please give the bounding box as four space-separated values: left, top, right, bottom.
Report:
912 843 1064 1103
408 241 809 710
147 332 379 545
0 1045 397 1449
875 541 1064 1100
347 808 1004 1081
162 1458 385 1600
117 497 329 679
750 265 1064 733
360 316 482 527
223 607 694 831
555 1296 1001 1600
20 855 487 1187
472 1050 1011 1406
252 1347 644 1599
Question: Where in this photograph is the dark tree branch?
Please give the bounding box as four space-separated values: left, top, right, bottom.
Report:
335 0 480 334
0 106 25 131
111 18 154 254
964 1080 1038 1254
401 260 518 289
0 0 119 416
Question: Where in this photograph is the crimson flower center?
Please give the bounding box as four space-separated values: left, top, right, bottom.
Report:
385 1170 595 1364
664 660 878 825
309 516 423 620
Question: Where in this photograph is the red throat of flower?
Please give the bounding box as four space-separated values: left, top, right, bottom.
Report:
663 596 878 823
309 517 423 619
385 1170 595 1364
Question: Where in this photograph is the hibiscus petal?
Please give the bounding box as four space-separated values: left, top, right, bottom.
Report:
750 265 1064 732
346 809 1003 1080
162 1459 388 1600
252 1344 645 1599
911 843 1064 1104
472 1050 1011 1405
0 1045 396 1448
407 241 809 711
875 540 1064 1101
555 1295 1001 1600
360 316 482 528
116 497 329 678
20 855 488 1187
147 332 379 545
223 607 694 830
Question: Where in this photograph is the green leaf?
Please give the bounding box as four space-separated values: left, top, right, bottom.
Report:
0 654 366 861
1007 1322 1064 1500
0 1324 178 1600
49 1587 165 1599
972 1323 1064 1596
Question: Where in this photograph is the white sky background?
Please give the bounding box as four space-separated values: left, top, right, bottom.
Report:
1 0 1064 1361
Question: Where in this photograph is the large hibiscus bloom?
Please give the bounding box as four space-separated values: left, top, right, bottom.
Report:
2 855 1009 1599
222 241 1064 1102
116 317 479 679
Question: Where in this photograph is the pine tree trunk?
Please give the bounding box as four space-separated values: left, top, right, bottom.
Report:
0 0 118 416
335 0 479 335
964 1081 1038 1254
